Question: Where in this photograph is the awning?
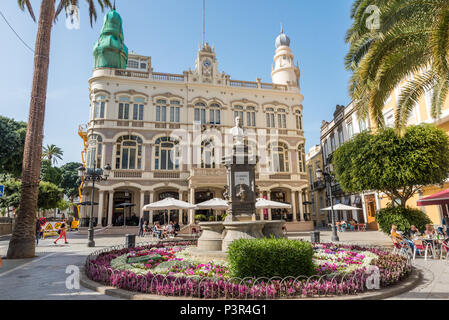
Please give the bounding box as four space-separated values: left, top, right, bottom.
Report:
321 203 362 211
417 189 449 206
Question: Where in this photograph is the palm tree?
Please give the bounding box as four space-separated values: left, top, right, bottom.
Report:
345 0 449 133
42 144 63 165
7 0 112 259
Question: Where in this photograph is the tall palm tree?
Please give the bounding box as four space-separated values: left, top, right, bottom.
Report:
42 144 63 165
345 0 449 133
7 0 112 259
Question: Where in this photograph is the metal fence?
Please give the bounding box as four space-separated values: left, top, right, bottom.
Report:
85 241 412 299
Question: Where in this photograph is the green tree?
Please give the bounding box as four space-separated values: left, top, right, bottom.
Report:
346 0 449 132
40 159 62 185
333 124 449 207
42 144 63 166
8 0 112 259
59 162 82 200
0 116 27 177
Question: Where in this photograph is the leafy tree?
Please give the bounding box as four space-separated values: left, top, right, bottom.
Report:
59 162 82 200
9 0 112 259
42 144 63 166
40 159 62 186
333 124 449 207
0 116 27 177
346 0 449 132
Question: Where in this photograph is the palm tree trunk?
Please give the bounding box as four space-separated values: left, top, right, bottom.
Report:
7 0 55 259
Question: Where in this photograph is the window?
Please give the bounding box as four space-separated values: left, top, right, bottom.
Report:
156 99 167 122
298 144 306 173
115 135 143 170
118 103 129 120
201 139 216 168
94 101 105 119
133 104 144 121
246 106 256 127
234 105 244 126
154 136 180 170
266 108 275 128
295 110 302 130
330 135 336 152
323 141 328 159
128 59 139 69
268 142 289 173
169 100 181 123
337 128 344 146
210 103 221 125
359 119 367 131
87 135 103 169
347 122 354 139
308 166 314 185
194 102 206 124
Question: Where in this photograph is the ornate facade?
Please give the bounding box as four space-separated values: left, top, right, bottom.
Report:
82 9 308 227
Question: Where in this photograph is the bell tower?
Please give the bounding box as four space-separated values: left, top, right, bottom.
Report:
271 25 300 87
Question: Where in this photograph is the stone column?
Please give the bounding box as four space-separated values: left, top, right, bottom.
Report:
299 191 304 222
189 188 195 224
267 191 272 221
107 191 114 226
291 191 298 222
149 191 154 224
179 191 183 225
98 191 105 227
140 191 145 219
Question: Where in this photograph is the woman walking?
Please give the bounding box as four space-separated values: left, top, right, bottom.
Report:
54 219 68 244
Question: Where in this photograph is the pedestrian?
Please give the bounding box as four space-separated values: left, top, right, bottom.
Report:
54 219 68 244
35 218 42 245
138 216 145 237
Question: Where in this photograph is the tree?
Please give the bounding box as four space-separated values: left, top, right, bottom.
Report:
8 0 112 259
42 144 63 165
59 162 82 200
41 159 62 185
345 0 449 132
0 116 27 177
333 124 449 207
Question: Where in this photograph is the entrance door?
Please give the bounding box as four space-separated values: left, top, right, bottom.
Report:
365 195 378 230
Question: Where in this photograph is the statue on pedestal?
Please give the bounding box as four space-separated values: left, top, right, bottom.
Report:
230 116 245 147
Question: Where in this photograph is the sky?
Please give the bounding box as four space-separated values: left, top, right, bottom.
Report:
0 0 354 165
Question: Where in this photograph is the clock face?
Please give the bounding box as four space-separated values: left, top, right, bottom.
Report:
203 59 211 68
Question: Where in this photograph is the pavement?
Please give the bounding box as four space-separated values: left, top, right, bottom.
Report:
0 229 447 300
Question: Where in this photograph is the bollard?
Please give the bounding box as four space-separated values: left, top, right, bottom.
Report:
310 231 320 243
125 234 136 248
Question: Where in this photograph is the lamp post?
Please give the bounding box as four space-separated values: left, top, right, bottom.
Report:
316 167 339 242
78 164 111 247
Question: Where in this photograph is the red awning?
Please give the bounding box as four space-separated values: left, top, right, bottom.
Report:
417 188 449 206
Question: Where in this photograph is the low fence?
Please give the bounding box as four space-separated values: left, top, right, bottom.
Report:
85 241 412 299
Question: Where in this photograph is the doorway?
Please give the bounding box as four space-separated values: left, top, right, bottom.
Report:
365 195 378 230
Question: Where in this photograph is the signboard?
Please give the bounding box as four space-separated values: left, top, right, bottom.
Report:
43 221 63 237
234 172 249 186
0 185 4 198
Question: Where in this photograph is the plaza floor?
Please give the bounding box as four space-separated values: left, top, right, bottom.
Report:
0 230 447 300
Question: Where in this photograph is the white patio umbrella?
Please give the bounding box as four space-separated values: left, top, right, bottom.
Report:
256 198 292 209
320 203 362 211
142 197 196 224
195 198 229 221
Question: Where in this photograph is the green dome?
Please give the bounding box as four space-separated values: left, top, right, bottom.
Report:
93 9 128 69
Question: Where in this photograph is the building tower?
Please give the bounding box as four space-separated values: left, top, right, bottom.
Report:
93 8 128 69
271 26 300 87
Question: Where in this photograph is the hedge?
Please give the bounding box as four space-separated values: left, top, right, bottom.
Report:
227 238 315 278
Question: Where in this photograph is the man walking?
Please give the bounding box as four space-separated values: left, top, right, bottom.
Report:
35 218 42 245
138 216 145 237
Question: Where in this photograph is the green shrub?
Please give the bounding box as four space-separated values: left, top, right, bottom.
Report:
227 238 314 278
194 214 207 222
376 205 432 234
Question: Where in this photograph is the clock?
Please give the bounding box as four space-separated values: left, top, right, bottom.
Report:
203 59 211 68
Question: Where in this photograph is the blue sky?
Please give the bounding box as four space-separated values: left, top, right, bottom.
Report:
0 0 353 165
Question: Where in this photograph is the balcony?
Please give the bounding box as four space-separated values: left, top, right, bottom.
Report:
152 72 184 82
311 180 326 191
269 173 291 180
113 170 142 178
331 183 343 195
153 171 181 179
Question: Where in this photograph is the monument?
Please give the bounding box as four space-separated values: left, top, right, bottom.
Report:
196 117 285 253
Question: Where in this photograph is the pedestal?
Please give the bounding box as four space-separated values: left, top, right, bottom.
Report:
262 220 286 238
222 221 265 251
197 222 224 251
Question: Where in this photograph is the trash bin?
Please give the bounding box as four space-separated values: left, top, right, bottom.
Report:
310 231 320 243
125 234 136 248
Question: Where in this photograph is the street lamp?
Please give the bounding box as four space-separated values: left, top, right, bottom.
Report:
316 167 339 242
78 164 111 247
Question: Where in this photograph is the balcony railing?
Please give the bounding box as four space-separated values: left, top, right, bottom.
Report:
152 72 184 82
190 167 226 177
115 69 149 78
113 170 142 178
269 173 291 180
153 171 181 179
229 80 258 88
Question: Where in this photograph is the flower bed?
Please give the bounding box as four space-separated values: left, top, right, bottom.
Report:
85 241 412 299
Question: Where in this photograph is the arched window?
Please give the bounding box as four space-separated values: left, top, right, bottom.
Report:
298 144 306 173
154 136 180 170
87 135 103 169
209 103 221 125
201 139 216 168
194 102 206 124
115 135 143 170
295 110 302 130
268 142 289 172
